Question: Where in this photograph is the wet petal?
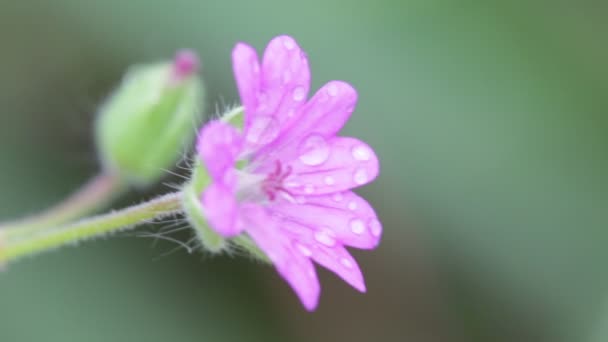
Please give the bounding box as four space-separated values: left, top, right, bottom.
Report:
260 35 310 122
281 137 379 195
270 191 382 250
197 121 243 181
241 204 321 311
232 43 261 128
243 36 311 152
255 81 357 164
293 238 366 292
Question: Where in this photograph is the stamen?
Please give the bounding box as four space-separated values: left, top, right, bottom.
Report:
261 160 294 201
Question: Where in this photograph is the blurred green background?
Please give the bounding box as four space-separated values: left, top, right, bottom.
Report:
1 1 607 341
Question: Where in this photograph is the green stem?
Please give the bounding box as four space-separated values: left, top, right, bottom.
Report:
0 172 125 235
0 192 182 265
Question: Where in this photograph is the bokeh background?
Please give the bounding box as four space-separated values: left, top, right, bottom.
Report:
1 1 607 341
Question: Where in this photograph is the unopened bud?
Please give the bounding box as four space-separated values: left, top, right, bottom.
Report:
96 50 204 185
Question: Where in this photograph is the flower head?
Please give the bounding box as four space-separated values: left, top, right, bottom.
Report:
198 35 382 310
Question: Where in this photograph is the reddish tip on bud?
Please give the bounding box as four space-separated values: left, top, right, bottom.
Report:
172 49 200 82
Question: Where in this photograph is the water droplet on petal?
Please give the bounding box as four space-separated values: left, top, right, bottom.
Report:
296 243 312 256
353 169 369 185
283 37 295 50
348 201 358 211
314 230 336 246
247 116 279 145
285 181 300 188
369 219 382 237
298 134 330 166
304 184 314 194
352 145 371 161
327 83 339 96
341 258 353 268
333 193 343 202
292 86 306 101
350 219 366 235
280 192 296 204
324 176 335 185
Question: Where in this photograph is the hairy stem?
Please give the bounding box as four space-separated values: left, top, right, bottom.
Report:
0 192 183 265
0 172 125 235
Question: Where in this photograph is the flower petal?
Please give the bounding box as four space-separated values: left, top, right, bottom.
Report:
241 204 321 311
197 121 243 181
260 35 310 121
271 191 381 250
239 36 311 152
201 182 242 237
296 239 366 292
280 137 379 195
255 81 357 164
232 42 261 128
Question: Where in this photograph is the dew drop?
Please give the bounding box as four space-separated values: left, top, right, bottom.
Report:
340 258 353 269
369 219 382 237
333 193 344 202
304 184 314 194
348 201 358 211
351 145 371 161
353 169 369 185
314 230 336 246
285 181 300 188
324 176 335 186
298 134 330 166
246 116 279 145
296 243 312 256
280 192 296 204
327 83 339 96
292 86 306 101
350 219 366 235
283 37 295 50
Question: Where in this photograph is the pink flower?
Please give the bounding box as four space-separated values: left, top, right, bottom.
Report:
198 35 382 310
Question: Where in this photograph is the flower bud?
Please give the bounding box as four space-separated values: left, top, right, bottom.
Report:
96 50 203 186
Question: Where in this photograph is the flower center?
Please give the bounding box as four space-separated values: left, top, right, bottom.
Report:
235 160 293 203
261 160 293 201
